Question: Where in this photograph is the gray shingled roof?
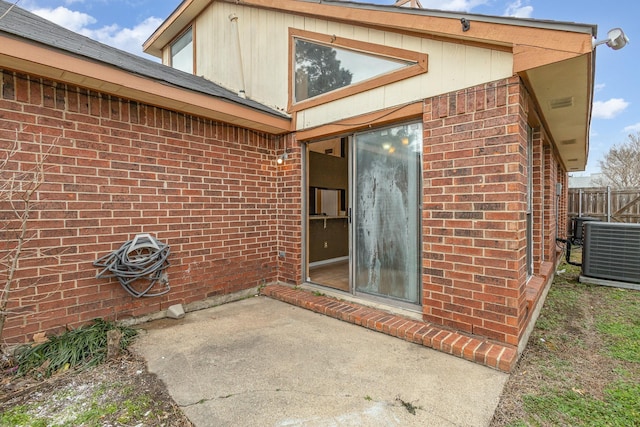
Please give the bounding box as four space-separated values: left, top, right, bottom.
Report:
0 0 287 118
317 0 596 35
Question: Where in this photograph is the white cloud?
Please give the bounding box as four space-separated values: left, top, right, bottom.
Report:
30 6 96 32
594 83 606 93
504 0 533 18
420 0 490 12
592 98 629 119
79 17 164 55
623 123 640 133
26 5 162 57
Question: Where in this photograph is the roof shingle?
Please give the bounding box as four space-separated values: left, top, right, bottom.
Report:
0 0 286 118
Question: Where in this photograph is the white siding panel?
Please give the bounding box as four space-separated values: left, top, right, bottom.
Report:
353 26 370 43
191 4 513 130
402 34 422 51
491 50 514 80
299 86 387 129
384 31 403 50
303 17 318 33
420 38 443 98
465 46 492 86
383 78 417 107
292 14 305 29
441 43 467 93
367 28 387 45
247 6 262 98
296 40 513 130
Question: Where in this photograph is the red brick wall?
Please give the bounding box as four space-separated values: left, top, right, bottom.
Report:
421 77 530 346
276 134 303 285
0 70 282 344
532 127 544 271
543 136 559 262
1 68 570 349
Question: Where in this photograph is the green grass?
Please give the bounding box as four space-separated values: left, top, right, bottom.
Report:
596 288 640 363
0 382 159 427
0 406 42 427
534 265 582 332
1 320 144 426
500 261 640 427
597 321 640 363
14 319 137 378
523 382 640 427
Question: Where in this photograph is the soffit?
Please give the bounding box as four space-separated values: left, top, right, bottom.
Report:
143 0 211 57
523 54 594 171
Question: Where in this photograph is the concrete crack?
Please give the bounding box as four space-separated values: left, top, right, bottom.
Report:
179 388 365 407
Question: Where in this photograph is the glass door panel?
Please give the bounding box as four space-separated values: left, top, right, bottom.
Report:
353 123 422 304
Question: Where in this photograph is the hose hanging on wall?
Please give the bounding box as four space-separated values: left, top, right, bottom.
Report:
93 234 171 298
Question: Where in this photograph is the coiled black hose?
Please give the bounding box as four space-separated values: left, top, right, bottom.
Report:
94 234 170 297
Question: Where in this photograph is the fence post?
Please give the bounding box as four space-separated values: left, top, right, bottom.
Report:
579 188 583 217
607 186 611 222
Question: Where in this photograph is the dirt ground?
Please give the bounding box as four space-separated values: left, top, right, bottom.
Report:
0 350 192 426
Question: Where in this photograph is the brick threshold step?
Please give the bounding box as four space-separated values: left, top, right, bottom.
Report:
261 284 517 373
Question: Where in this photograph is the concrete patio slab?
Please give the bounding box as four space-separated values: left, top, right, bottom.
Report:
134 296 508 426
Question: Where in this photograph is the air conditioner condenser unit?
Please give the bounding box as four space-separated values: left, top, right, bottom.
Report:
581 222 640 290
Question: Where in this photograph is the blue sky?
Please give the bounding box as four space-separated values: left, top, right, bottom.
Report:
15 0 638 175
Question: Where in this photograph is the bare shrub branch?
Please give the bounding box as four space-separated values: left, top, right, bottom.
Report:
0 132 56 341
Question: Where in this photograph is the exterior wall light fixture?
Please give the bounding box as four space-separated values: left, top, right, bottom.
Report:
593 28 629 50
277 151 288 165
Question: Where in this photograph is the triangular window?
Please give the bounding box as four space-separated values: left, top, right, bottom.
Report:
289 29 428 111
294 39 413 102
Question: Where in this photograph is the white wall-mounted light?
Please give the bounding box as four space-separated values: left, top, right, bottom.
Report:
593 27 629 50
277 151 288 165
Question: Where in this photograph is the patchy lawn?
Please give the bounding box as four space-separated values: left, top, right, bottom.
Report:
1 351 191 427
1 322 191 427
491 262 640 426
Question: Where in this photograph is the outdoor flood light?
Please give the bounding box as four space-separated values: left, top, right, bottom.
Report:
593 27 629 50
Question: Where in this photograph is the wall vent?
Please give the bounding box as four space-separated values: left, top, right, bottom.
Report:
549 97 574 109
582 222 640 284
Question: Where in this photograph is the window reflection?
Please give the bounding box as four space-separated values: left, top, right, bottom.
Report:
294 38 413 102
171 28 193 74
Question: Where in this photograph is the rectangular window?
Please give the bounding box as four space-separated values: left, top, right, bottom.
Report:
171 27 193 74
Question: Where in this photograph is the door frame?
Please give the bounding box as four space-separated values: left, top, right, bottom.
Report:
303 120 424 310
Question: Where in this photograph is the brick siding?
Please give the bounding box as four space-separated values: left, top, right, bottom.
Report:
421 77 561 346
0 70 282 344
1 69 565 352
275 134 303 285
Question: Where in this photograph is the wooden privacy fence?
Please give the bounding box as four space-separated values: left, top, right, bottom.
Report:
568 188 640 223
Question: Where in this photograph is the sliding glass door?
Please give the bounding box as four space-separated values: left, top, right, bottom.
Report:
353 123 422 304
